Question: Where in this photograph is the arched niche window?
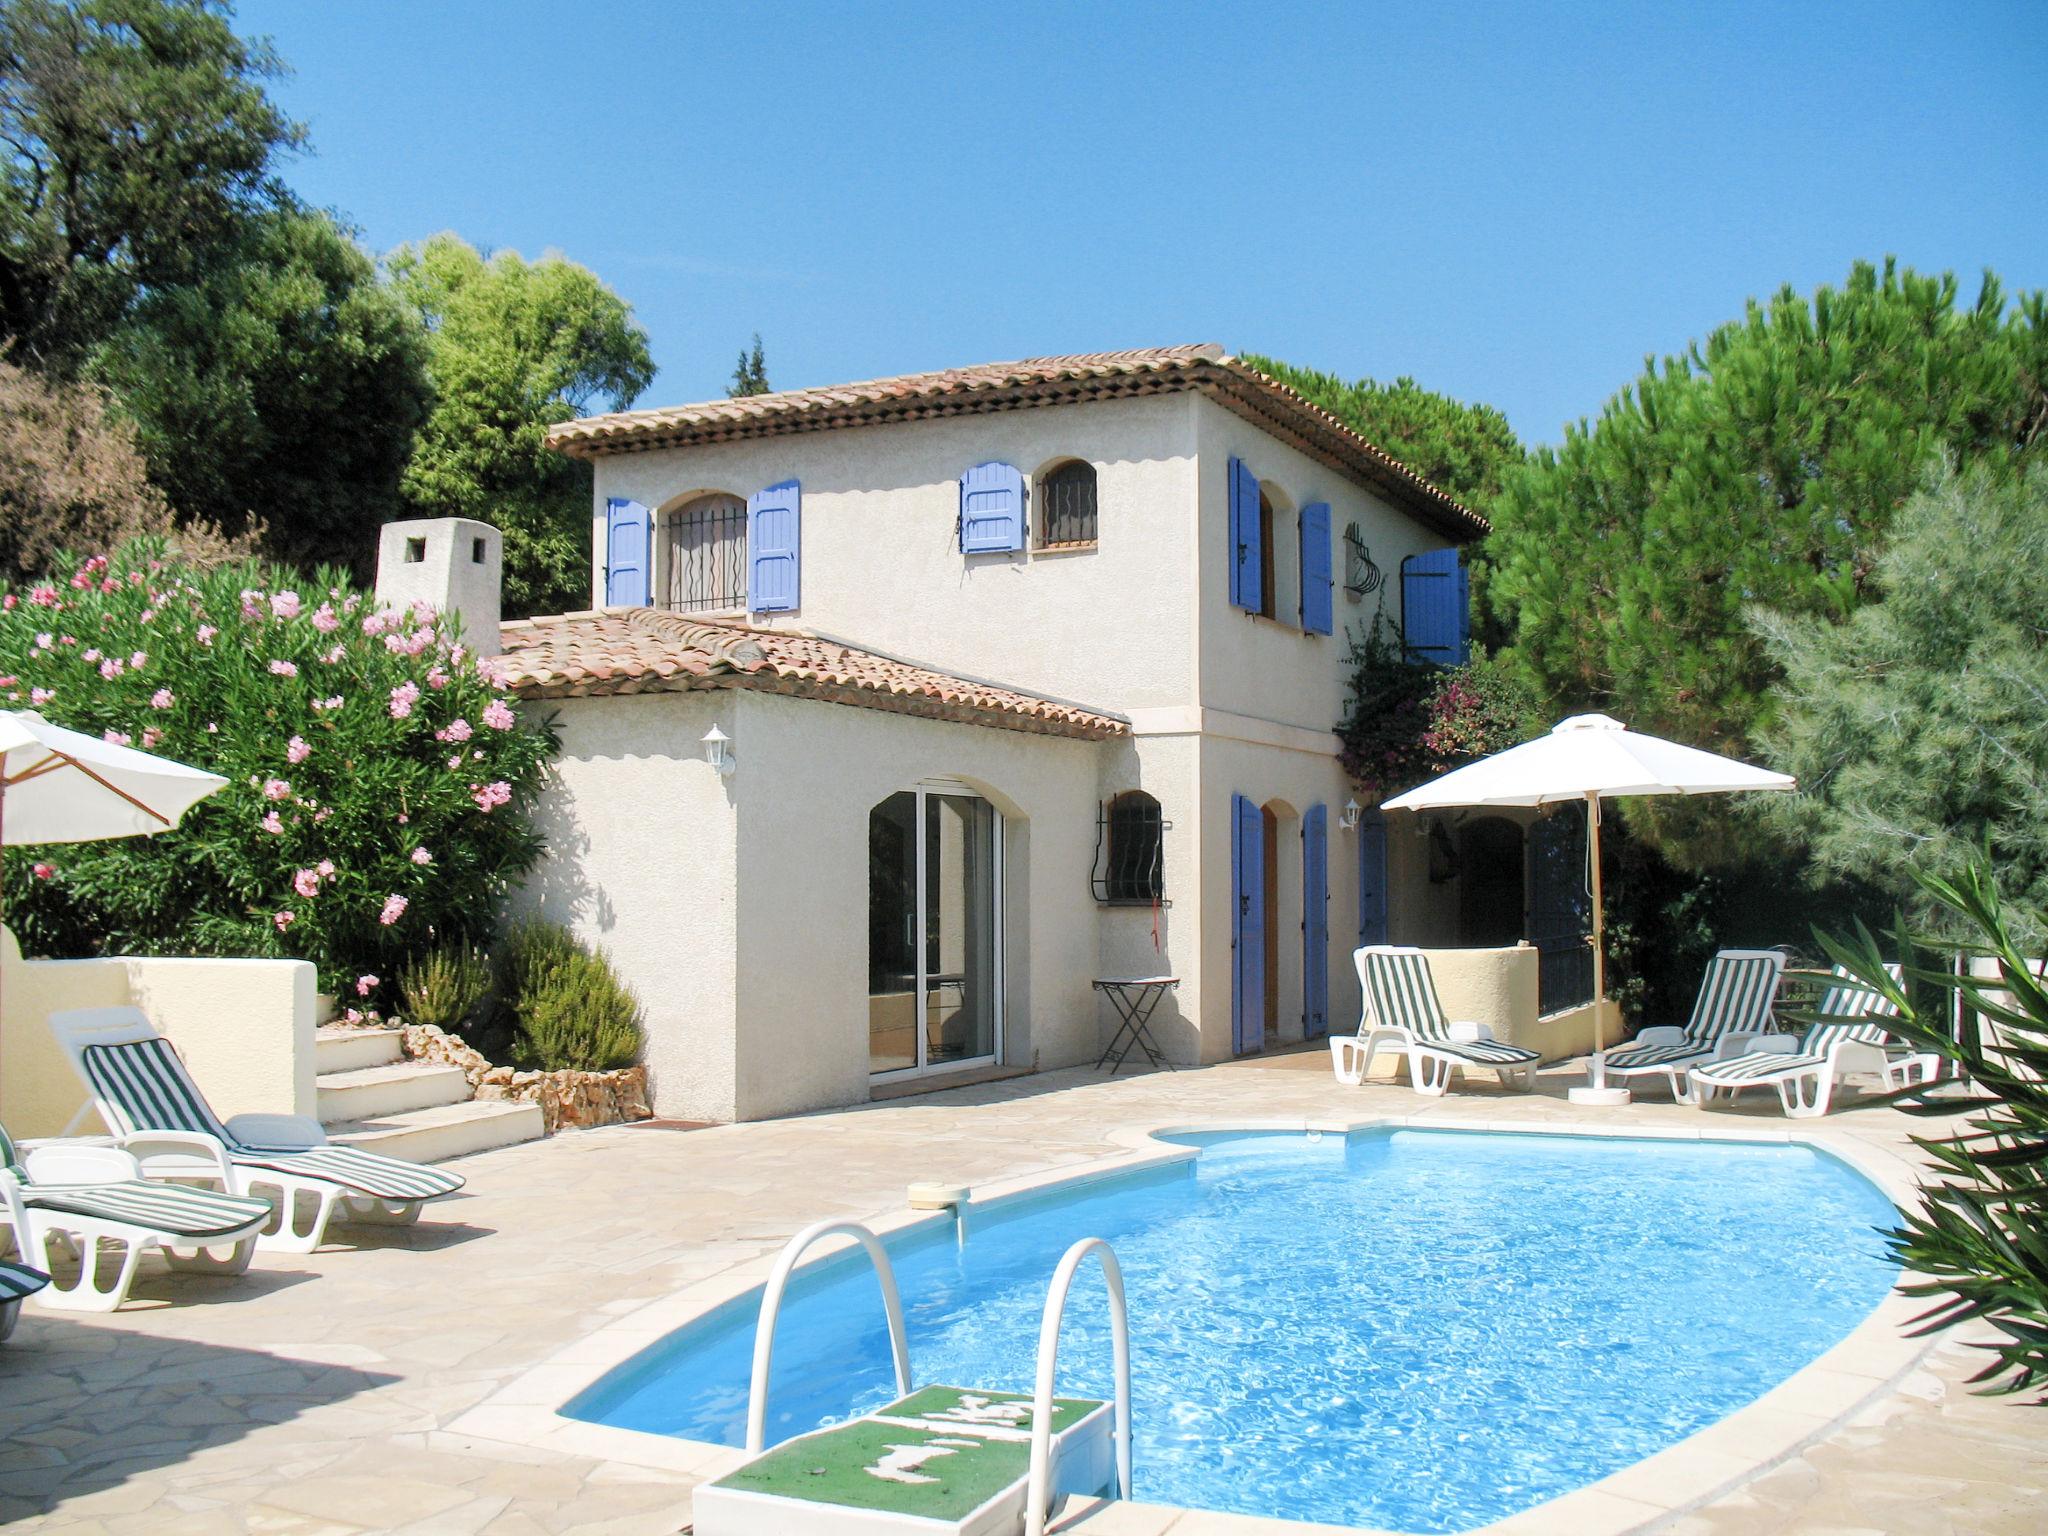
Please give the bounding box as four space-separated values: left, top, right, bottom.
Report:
1037 460 1098 547
1096 790 1165 903
662 492 747 613
1256 488 1278 617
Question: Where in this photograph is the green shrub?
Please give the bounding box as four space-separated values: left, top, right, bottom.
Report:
0 545 558 1008
1818 858 2048 1399
398 942 493 1034
500 919 643 1072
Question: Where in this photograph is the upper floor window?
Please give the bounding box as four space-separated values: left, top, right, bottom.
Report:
1257 489 1277 617
664 493 747 613
1037 460 1098 547
1098 790 1165 903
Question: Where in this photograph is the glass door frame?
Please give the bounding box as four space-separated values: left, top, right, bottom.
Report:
869 778 1004 1081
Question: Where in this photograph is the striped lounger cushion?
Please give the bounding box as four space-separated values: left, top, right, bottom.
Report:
23 1180 272 1240
1691 1050 1831 1087
82 1038 464 1202
1363 951 1540 1065
1 1259 49 1303
1603 1040 1715 1070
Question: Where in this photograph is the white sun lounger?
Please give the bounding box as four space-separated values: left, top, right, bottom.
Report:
1600 949 1784 1100
1331 946 1539 1096
1 1121 271 1311
47 1006 464 1254
1 1257 49 1340
1688 964 1914 1117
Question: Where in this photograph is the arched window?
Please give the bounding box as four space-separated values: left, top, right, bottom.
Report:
663 492 747 613
1257 489 1277 617
1101 791 1164 902
1037 460 1098 547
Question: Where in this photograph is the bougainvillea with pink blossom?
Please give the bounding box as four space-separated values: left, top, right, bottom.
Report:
0 547 557 1007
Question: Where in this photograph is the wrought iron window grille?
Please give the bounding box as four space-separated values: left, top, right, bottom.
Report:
1343 521 1383 600
1091 794 1170 905
664 496 748 613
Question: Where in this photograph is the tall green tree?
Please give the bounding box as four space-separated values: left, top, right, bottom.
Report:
1754 461 2048 940
1486 259 2048 865
728 331 770 397
1241 354 1526 510
0 0 300 370
389 233 655 618
95 209 430 573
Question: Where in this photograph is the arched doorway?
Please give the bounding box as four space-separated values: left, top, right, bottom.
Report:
1458 816 1525 948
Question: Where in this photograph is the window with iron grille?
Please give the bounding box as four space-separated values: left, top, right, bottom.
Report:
1037 460 1098 546
1096 791 1166 903
664 494 748 613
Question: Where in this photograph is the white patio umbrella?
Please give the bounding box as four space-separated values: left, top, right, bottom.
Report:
1382 713 1794 1104
1 710 229 1101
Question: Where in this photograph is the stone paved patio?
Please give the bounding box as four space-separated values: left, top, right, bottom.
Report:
2 1050 2043 1535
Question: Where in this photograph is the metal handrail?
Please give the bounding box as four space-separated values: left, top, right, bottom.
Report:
744 1219 912 1453
1024 1237 1132 1536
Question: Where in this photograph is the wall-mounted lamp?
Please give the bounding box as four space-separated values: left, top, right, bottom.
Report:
700 724 734 777
1340 798 1362 831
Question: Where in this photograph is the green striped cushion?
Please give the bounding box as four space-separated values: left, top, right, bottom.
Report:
0 1258 48 1302
1803 965 1902 1054
233 1144 463 1201
1681 954 1782 1045
1693 1049 1829 1086
1362 950 1538 1063
23 1179 272 1240
81 1038 230 1142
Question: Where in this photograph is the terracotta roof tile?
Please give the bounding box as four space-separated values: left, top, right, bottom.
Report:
544 344 1486 540
497 610 1127 740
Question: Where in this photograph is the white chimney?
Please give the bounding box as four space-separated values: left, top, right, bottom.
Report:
374 518 502 655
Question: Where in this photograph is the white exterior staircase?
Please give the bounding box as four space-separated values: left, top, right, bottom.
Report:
315 1026 543 1162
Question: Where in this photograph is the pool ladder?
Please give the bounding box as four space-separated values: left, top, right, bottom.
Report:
738 1218 1133 1536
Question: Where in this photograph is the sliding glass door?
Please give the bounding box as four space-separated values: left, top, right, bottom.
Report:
868 784 1001 1078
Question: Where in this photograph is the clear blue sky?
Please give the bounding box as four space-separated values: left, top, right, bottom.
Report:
236 0 2045 446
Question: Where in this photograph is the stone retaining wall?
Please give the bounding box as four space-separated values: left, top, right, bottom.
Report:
399 1023 651 1134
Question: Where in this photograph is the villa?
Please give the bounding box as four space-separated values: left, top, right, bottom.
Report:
395 344 1581 1124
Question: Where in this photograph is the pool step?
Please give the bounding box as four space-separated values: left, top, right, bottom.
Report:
692 1384 1114 1536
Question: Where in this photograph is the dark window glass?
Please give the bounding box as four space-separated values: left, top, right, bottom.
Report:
1105 792 1164 902
664 494 747 612
1038 461 1098 546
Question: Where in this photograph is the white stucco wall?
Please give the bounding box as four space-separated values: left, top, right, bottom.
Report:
729 690 1102 1121
507 690 741 1121
1 928 316 1138
589 394 1200 715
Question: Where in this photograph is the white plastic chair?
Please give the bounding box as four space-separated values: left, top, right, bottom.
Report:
1601 949 1785 1100
1331 946 1538 1096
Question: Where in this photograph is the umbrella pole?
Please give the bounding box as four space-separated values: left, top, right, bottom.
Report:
1588 790 1606 1087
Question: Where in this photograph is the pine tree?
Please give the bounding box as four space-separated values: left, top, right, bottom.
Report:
728 333 771 397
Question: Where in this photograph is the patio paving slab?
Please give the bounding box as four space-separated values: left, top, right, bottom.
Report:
1 1051 2042 1534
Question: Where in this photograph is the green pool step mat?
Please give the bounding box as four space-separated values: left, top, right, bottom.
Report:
693 1385 1115 1535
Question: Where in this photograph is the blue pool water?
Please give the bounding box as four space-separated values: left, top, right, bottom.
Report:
568 1130 1899 1532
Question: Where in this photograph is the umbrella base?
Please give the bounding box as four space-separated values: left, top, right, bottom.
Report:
1567 1085 1633 1106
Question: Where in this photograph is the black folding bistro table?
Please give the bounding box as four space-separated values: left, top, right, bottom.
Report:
1092 975 1179 1074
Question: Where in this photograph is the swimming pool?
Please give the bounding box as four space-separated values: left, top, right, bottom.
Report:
567 1129 1900 1532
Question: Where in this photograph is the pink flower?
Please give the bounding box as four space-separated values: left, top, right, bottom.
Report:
31 862 54 880
240 589 264 620
286 735 312 764
269 659 298 678
396 813 409 825
447 754 464 770
273 910 295 932
195 624 218 646
378 894 409 926
293 868 321 899
317 860 334 877
28 584 58 607
425 665 451 690
471 780 513 813
33 632 52 649
98 658 123 680
271 591 301 620
437 718 473 743
311 602 340 633
129 651 146 669
82 648 101 662
361 611 388 636
321 645 345 664
411 847 433 865
102 729 131 746
31 687 54 705
140 727 162 749
150 688 175 709
313 694 343 711
388 681 420 719
481 699 515 731
262 777 291 801
355 974 379 996
260 811 284 835
343 1007 363 1024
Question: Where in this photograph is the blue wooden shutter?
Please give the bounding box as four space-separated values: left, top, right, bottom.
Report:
1358 811 1389 946
1227 456 1262 611
1299 501 1333 634
1401 547 1470 664
1302 803 1329 1038
1231 793 1264 1056
604 499 650 607
959 462 1026 554
748 479 801 612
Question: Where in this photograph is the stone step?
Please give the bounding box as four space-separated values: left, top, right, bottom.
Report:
325 1098 544 1164
314 1025 404 1075
316 1061 472 1124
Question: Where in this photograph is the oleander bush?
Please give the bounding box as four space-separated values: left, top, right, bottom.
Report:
499 918 643 1072
1817 858 2048 1399
0 545 557 1010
